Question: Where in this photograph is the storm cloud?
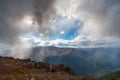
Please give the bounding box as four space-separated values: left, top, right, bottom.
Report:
0 0 120 45
33 0 56 24
0 0 56 44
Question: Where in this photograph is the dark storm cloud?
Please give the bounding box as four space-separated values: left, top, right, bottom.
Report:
0 0 56 44
33 0 56 34
33 0 56 25
77 0 120 38
0 0 33 44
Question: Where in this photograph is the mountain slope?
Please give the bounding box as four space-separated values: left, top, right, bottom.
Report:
28 46 120 76
1 46 120 76
0 56 97 80
43 53 94 75
100 70 120 80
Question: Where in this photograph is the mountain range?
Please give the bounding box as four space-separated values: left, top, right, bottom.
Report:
28 46 120 76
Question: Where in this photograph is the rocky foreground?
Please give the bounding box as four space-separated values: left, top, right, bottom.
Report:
0 56 97 80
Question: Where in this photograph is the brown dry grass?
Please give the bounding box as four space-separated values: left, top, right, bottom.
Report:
0 56 97 80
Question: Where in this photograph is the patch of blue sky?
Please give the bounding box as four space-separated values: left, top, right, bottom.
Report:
51 16 83 40
21 32 40 39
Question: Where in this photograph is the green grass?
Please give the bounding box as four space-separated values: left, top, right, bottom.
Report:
100 71 120 80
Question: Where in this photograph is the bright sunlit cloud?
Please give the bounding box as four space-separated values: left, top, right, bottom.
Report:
23 15 33 26
60 31 65 35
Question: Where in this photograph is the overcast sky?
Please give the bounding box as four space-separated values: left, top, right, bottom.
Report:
0 0 120 47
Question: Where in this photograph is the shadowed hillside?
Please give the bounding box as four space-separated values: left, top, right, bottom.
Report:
28 46 120 76
100 70 120 80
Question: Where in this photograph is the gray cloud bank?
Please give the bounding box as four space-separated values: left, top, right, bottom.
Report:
0 0 56 44
76 0 120 38
0 0 120 44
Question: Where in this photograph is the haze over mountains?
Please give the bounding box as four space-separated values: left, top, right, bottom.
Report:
0 0 120 79
1 46 120 76
29 46 120 76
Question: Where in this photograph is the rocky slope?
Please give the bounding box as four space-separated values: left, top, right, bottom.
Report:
0 56 97 80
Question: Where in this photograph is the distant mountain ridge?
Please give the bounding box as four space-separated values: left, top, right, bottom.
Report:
0 46 120 76
28 46 120 76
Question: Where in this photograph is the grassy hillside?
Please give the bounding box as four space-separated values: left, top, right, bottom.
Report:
100 71 120 80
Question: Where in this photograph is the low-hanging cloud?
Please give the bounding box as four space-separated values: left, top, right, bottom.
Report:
75 0 120 38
